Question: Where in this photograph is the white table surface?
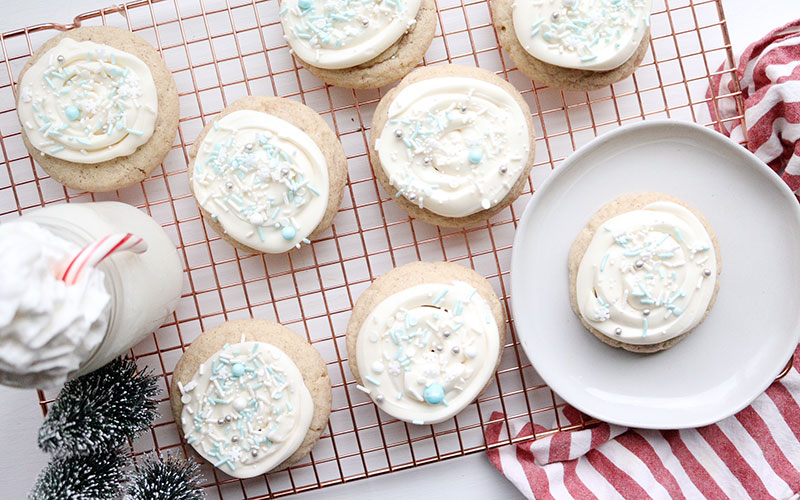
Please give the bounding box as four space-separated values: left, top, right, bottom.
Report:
0 0 795 498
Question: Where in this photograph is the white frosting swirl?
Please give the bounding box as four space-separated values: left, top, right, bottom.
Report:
180 340 314 478
375 77 531 218
0 221 110 388
512 0 652 71
576 201 718 345
356 281 500 425
191 110 330 253
17 38 158 164
280 0 422 69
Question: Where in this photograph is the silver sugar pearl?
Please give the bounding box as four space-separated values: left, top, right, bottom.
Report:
703 268 712 277
225 181 234 190
251 449 259 457
245 143 254 151
217 418 225 425
442 330 451 338
231 435 239 443
451 346 460 354
394 128 404 138
499 165 508 174
459 104 468 113
57 55 65 64
635 260 644 268
376 394 385 403
423 156 431 165
361 18 369 26
281 167 290 177
643 309 651 316
614 327 622 335
225 415 232 423
407 192 417 201
101 125 109 133
552 12 559 20
435 344 443 352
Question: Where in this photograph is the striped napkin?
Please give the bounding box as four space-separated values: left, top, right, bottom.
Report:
708 18 800 193
485 21 800 499
486 347 799 498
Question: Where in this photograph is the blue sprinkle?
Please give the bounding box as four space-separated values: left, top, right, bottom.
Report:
642 318 648 336
365 376 381 386
126 128 144 136
600 253 610 272
281 225 296 240
65 105 80 121
468 147 483 164
423 383 445 405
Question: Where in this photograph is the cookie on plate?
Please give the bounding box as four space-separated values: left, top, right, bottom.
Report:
16 26 179 192
188 96 347 254
170 319 331 478
568 193 721 353
346 261 506 425
369 64 535 228
491 0 652 91
279 0 437 89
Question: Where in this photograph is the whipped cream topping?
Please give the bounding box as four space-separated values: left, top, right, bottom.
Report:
179 339 314 478
355 281 501 425
375 76 531 218
280 0 422 69
0 221 110 388
191 109 330 253
17 38 158 164
512 0 652 71
576 201 718 345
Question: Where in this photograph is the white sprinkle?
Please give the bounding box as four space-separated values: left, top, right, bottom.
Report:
356 385 371 395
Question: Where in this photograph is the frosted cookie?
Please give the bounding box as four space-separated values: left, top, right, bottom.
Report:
188 96 347 254
568 193 721 353
16 26 179 192
346 261 506 425
491 0 652 91
279 0 437 89
170 319 331 478
369 65 535 228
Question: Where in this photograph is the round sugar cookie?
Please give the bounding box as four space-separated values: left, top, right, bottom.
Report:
346 261 506 425
281 0 437 89
170 319 331 478
491 0 651 91
568 193 722 353
16 26 179 192
369 64 536 228
187 96 347 254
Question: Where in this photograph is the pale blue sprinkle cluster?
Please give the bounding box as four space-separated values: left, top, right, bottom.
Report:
281 0 405 50
25 48 147 155
195 130 322 244
183 342 294 472
530 0 649 64
598 224 710 337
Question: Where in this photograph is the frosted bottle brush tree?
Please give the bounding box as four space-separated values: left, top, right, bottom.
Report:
29 356 205 499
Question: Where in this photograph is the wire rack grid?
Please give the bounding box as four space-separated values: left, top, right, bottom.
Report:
0 0 745 498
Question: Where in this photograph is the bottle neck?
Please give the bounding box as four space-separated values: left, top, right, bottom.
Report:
29 217 121 373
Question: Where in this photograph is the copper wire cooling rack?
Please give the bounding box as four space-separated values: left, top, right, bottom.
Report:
0 0 746 497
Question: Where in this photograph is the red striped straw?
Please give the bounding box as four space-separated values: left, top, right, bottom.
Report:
60 233 148 286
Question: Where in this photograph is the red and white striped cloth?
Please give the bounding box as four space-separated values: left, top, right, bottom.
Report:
708 19 800 193
485 22 800 498
486 346 800 499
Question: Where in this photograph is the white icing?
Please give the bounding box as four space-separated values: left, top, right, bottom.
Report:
356 280 501 424
191 110 330 253
0 221 110 388
280 0 422 69
512 0 652 71
375 77 531 218
16 38 158 164
180 341 314 478
576 201 718 345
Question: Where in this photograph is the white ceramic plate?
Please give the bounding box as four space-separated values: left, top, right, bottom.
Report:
511 120 800 429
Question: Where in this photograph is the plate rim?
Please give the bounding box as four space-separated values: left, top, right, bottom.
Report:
510 119 800 429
